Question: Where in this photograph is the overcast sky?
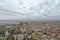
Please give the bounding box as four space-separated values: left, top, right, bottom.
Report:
0 0 60 21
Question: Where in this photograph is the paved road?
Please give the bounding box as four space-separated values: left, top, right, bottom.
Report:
6 26 18 40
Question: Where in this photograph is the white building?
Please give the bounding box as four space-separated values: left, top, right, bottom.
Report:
18 35 24 40
5 31 10 36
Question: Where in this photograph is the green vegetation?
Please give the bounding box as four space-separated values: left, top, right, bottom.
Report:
14 30 21 35
0 39 2 40
23 36 27 40
8 36 14 40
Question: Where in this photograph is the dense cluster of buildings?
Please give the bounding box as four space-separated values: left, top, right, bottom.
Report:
0 22 60 40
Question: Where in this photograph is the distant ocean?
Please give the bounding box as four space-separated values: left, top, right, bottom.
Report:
0 21 20 25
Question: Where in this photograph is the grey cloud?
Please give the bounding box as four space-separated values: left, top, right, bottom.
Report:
0 0 60 21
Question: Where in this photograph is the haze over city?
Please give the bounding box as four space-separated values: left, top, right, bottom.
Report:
0 0 60 40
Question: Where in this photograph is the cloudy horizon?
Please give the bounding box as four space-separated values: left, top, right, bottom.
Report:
0 0 60 21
